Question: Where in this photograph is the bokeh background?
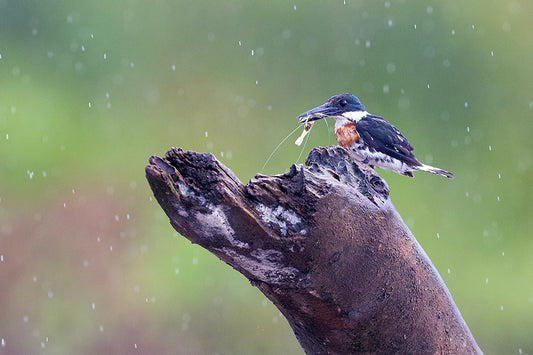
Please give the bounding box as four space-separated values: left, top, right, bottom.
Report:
1 0 532 354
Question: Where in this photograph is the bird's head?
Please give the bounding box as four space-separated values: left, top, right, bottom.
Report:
297 93 366 123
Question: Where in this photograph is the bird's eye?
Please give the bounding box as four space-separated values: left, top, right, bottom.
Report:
340 99 348 107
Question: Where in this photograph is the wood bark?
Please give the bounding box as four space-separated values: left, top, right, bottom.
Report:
145 146 482 354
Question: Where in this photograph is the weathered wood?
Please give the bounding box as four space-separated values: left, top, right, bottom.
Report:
145 146 482 354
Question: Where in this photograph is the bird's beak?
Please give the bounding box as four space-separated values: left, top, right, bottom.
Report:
297 103 339 123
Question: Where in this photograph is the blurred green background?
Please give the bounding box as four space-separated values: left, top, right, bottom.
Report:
1 0 532 354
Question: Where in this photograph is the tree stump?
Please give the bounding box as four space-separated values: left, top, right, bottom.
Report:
145 146 482 354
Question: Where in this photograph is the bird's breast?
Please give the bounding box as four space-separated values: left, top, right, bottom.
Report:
335 122 360 148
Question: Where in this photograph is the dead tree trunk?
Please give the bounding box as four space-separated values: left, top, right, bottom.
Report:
145 146 482 355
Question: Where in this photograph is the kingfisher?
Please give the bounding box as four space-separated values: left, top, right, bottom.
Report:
297 93 454 178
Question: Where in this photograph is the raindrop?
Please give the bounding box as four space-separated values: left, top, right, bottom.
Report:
88 102 92 108
251 49 255 56
1 338 5 347
238 40 242 46
497 196 500 201
383 84 390 94
175 268 180 275
427 83 430 89
48 291 53 298
451 29 455 35
134 344 138 349
388 19 393 27
99 325 104 332
115 215 119 221
63 202 66 208
23 315 29 322
502 22 511 32
447 268 451 274
32 28 38 36
293 5 297 10
502 251 505 256
109 245 113 251
426 6 433 14
255 80 259 85
490 51 494 56
414 24 417 29
103 53 107 59
384 1 390 8
205 131 208 138
436 233 440 239
0 255 3 262
464 102 468 108
500 305 503 311
91 303 96 310
472 24 475 30
90 34 94 39
488 145 492 151
498 173 501 179
365 40 371 48
81 45 85 52
466 126 470 133
130 62 135 68
126 214 130 220
485 278 488 284
465 192 469 197
5 134 8 140
171 65 176 71
0 53 2 59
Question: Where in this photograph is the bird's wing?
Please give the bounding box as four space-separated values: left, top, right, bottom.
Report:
355 115 421 166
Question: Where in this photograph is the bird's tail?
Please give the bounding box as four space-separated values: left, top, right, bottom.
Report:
417 164 454 179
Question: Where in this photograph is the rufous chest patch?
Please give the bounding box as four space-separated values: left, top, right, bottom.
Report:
334 122 360 148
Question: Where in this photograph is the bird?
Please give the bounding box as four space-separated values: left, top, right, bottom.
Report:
297 93 454 178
